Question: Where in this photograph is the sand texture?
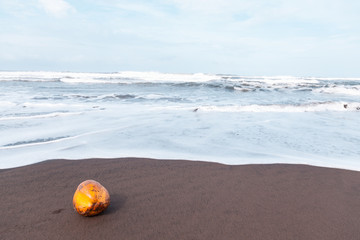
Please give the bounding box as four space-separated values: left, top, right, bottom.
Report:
1 158 360 240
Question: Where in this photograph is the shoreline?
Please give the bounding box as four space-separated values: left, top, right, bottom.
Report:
3 156 360 173
1 157 360 239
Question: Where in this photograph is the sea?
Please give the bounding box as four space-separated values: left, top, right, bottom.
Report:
0 71 359 170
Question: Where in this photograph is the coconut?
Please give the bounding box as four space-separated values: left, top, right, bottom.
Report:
73 180 110 216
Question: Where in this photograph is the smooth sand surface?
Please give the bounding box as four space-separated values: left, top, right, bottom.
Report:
1 158 360 240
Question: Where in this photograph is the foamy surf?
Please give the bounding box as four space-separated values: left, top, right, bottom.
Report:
1 71 359 170
195 102 360 112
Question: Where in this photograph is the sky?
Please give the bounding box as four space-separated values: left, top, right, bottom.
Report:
0 0 360 77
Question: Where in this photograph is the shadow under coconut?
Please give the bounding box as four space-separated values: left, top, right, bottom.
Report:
103 193 127 216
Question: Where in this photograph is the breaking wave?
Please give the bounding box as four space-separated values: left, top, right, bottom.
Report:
1 71 359 96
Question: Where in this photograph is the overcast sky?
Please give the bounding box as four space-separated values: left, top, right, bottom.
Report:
1 0 360 76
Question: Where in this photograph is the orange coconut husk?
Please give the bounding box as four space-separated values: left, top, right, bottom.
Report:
73 180 110 216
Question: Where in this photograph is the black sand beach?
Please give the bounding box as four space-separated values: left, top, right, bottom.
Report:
1 158 360 239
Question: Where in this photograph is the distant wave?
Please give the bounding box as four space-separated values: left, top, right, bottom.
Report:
0 71 221 83
1 71 360 82
1 72 360 97
59 77 108 84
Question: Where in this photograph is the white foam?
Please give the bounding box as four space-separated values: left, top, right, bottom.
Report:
0 101 16 108
0 71 63 82
22 102 85 109
1 71 360 170
0 71 222 83
315 86 360 96
225 75 320 85
0 112 83 121
59 77 108 84
2 71 360 84
116 71 221 82
195 102 360 112
0 128 111 150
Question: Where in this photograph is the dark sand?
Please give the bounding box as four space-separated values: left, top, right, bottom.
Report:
1 158 360 240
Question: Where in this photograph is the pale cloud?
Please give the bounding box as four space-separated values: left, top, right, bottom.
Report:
115 3 167 18
166 0 274 16
38 0 75 17
0 0 38 16
1 0 359 75
167 0 360 29
0 0 27 11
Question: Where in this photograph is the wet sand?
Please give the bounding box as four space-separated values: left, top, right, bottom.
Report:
1 158 360 240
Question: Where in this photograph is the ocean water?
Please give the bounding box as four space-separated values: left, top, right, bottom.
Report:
0 71 359 170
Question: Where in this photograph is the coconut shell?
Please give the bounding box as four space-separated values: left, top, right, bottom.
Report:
73 180 110 216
